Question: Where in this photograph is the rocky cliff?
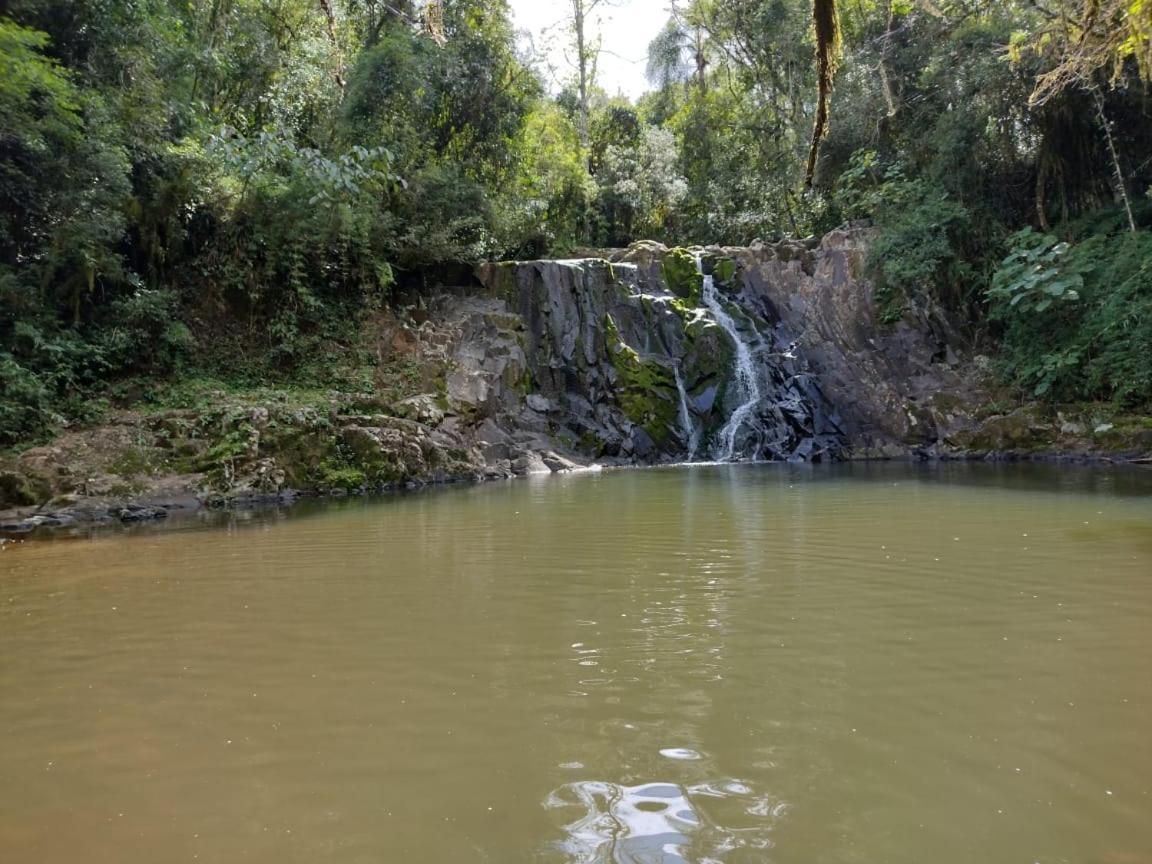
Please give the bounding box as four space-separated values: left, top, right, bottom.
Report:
3 228 1149 533
470 250 844 464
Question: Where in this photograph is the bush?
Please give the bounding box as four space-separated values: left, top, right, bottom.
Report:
837 154 974 320
989 223 1152 404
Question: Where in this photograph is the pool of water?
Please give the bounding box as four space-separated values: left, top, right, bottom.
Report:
2 463 1151 863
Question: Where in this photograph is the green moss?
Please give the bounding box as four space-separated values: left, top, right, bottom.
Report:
578 430 603 455
713 257 737 284
662 248 703 305
1089 414 1152 451
0 470 49 508
108 446 159 479
318 463 367 490
973 399 1019 420
951 406 1053 452
605 314 679 448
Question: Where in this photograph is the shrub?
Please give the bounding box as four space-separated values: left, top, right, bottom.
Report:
989 224 1152 404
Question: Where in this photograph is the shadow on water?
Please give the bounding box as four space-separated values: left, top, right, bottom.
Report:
660 458 1152 499
10 460 1151 549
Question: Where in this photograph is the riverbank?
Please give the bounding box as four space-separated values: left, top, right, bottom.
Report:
3 426 1149 537
3 230 1150 536
0 397 600 536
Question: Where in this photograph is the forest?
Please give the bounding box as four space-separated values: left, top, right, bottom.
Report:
1 0 1151 448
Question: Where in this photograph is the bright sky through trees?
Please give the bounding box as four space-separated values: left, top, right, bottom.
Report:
508 0 669 99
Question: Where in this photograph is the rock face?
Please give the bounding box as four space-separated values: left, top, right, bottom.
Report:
5 227 1149 533
473 255 846 462
711 229 976 457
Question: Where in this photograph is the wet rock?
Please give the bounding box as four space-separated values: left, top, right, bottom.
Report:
110 505 170 523
479 441 512 461
483 460 514 479
630 428 656 460
511 452 551 475
541 451 580 472
446 370 490 411
513 406 551 435
690 385 718 415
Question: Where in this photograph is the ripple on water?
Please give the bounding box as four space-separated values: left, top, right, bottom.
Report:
544 777 784 863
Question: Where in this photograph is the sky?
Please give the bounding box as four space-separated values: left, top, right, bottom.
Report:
507 0 672 101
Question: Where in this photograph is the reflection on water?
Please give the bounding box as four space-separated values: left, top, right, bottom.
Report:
545 775 786 863
1 462 1151 864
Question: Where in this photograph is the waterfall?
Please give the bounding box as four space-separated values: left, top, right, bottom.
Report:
673 365 700 461
696 253 763 461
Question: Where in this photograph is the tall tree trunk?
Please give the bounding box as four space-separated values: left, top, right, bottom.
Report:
574 0 590 156
693 26 708 95
878 0 898 118
805 0 840 188
1091 84 1137 234
1035 159 1051 232
317 0 346 90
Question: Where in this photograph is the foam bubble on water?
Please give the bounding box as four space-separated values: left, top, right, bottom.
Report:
659 748 703 761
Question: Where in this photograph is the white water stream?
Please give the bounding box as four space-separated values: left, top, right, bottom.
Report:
695 253 763 461
673 365 700 461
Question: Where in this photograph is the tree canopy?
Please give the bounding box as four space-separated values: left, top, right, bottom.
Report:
1 0 1150 444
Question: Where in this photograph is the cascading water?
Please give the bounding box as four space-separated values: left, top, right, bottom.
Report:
673 365 700 461
695 253 763 461
473 252 843 466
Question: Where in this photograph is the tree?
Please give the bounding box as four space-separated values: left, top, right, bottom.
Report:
567 0 617 159
1030 0 1152 105
1026 0 1152 234
805 0 840 187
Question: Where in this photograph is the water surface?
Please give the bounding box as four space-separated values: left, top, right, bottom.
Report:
2 463 1151 863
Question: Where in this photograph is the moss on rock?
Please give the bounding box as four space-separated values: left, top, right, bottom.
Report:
605 315 680 449
662 248 703 305
713 257 737 284
0 470 49 508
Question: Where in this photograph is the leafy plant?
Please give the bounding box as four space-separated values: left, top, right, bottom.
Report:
991 223 1152 403
987 229 1084 315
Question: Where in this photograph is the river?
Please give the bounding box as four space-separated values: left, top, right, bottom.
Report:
2 463 1150 863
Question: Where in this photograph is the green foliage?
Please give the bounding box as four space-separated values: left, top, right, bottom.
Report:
0 18 77 116
504 102 593 254
987 230 1084 315
318 462 368 491
0 2 542 444
97 289 194 375
990 223 1152 403
3 0 1152 450
0 16 131 311
0 351 55 445
595 125 688 244
845 157 973 319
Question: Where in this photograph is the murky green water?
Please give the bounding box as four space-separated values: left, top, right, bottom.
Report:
2 463 1151 864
